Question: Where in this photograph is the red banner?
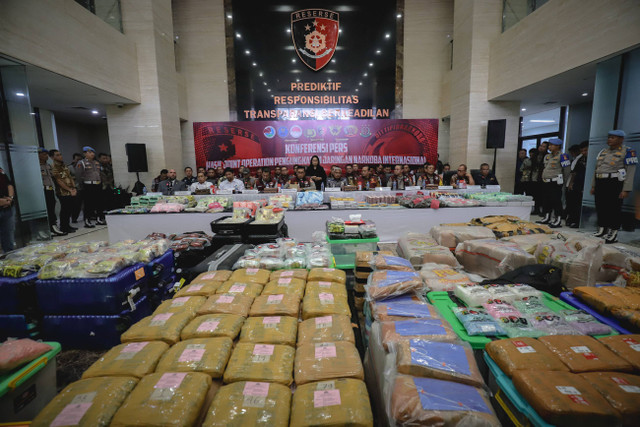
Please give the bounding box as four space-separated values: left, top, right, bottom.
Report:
193 118 438 171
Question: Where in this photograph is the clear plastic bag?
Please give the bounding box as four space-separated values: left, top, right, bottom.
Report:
420 263 473 292
297 315 355 347
223 343 295 385
366 270 424 300
452 307 506 336
559 309 614 336
512 295 549 314
370 254 415 272
454 284 492 307
528 312 582 335
293 341 364 385
155 337 233 378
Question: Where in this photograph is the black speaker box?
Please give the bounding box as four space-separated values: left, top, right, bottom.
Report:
125 143 149 172
486 119 506 149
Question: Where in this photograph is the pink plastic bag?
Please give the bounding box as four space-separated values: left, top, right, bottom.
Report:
0 339 52 373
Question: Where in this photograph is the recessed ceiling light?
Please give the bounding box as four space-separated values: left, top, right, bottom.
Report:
245 50 250 55
296 78 300 82
259 72 263 77
227 14 232 19
15 92 25 97
355 89 359 92
271 94 274 98
363 72 368 77
263 82 267 86
286 28 291 33
91 110 99 115
521 108 526 111
376 50 381 54
252 62 257 67
267 89 271 92
396 14 402 18
581 92 588 96
339 29 342 33
385 33 390 39
291 58 296 63
359 82 363 86
236 33 241 39
530 119 555 123
369 62 374 67
29 112 36 115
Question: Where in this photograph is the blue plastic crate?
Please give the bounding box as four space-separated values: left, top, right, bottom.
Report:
0 273 38 314
559 291 633 335
147 249 175 283
0 314 38 341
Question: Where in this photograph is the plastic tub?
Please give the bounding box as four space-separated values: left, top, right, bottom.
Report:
559 291 632 335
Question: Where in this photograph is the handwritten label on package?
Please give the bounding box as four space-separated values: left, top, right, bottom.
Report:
314 389 341 408
315 316 333 328
315 343 337 358
150 312 173 326
51 403 93 427
217 295 234 303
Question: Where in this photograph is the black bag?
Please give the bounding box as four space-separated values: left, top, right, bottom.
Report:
479 264 565 296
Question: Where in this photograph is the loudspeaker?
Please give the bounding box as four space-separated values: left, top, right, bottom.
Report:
486 119 506 149
125 143 148 173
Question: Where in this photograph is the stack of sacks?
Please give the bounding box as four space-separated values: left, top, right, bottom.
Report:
469 215 553 238
535 239 603 288
430 225 496 250
500 233 556 255
353 251 393 312
396 232 460 268
419 263 478 292
599 244 640 284
302 268 351 320
574 286 640 331
455 239 536 279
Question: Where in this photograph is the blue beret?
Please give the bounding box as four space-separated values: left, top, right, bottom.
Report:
608 130 625 137
38 147 48 153
548 138 563 146
83 146 95 152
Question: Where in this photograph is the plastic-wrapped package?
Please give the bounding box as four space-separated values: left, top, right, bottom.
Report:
573 286 640 314
420 264 474 292
302 290 351 320
307 268 346 284
397 232 461 267
366 270 424 300
506 283 542 299
389 375 500 427
258 257 286 271
249 294 300 317
202 381 291 427
559 309 613 335
305 281 348 297
155 337 232 378
294 341 364 385
307 252 331 268
282 257 306 269
482 299 521 318
31 377 139 427
580 372 640 426
534 240 603 288
230 268 271 284
174 281 222 298
297 315 355 347
528 312 581 335
598 335 640 371
232 256 261 270
454 284 492 307
239 316 298 347
192 270 232 283
485 337 570 377
482 284 518 303
180 313 245 340
270 268 308 281
223 343 295 385
512 371 622 426
216 281 264 298
512 295 549 314
455 239 536 278
370 254 414 272
0 339 53 374
611 307 640 330
501 233 556 254
110 372 211 427
373 300 441 322
121 312 193 345
262 277 306 300
82 341 169 379
430 225 496 249
539 335 633 373
377 319 458 350
290 378 373 427
496 315 544 338
452 307 506 336
153 296 206 316
275 237 297 248
196 294 254 317
287 244 309 259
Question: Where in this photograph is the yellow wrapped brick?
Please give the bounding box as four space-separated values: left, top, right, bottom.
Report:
290 378 373 427
31 377 138 427
82 341 169 379
110 372 211 427
297 315 355 347
230 268 271 284
249 294 300 317
174 281 223 298
153 296 206 316
294 342 364 385
155 338 232 378
262 277 306 300
305 281 348 297
196 294 254 317
307 268 346 284
302 291 351 320
192 270 232 284
121 312 193 345
223 343 295 385
270 269 308 281
216 281 264 298
202 381 291 427
239 316 298 347
180 314 245 340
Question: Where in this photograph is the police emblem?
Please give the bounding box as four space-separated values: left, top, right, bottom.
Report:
291 9 339 71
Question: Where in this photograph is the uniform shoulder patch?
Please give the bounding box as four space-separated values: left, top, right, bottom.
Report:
560 153 571 167
625 148 638 165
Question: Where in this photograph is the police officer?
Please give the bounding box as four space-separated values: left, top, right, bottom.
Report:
537 138 570 228
590 130 637 243
39 148 65 236
76 146 103 228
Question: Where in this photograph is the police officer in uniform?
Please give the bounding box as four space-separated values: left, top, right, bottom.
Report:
537 138 570 228
590 130 637 243
76 146 103 228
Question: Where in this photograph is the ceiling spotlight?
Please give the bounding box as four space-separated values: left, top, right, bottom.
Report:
376 50 381 54
368 62 374 67
263 82 267 86
397 13 402 18
291 58 296 63
236 33 241 39
286 28 291 33
267 89 271 92
15 92 25 97
245 50 250 55
521 108 526 111
29 112 36 115
328 78 332 82
581 92 588 96
252 62 257 67
355 89 359 92
296 78 300 82
363 72 368 77
271 94 274 98
358 82 363 86
385 33 390 39
259 72 263 77
91 110 99 115
227 14 232 19
530 119 555 123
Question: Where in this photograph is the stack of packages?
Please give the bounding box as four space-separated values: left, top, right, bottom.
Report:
32 267 373 426
354 251 393 313
363 254 501 426
574 286 640 331
233 238 333 270
485 334 640 425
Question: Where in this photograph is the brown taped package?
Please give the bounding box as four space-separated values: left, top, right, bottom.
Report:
174 281 223 298
196 294 254 317
390 375 500 427
307 267 347 284
294 341 364 385
302 290 351 320
305 280 348 297
580 372 640 426
373 298 441 322
501 233 556 254
180 313 245 340
110 372 211 427
512 370 622 426
539 335 633 373
485 337 569 377
269 269 308 281
192 270 232 283
230 268 271 284
249 294 300 317
290 378 373 427
366 270 424 300
153 296 207 316
239 316 298 347
430 225 496 249
573 286 625 313
612 308 640 329
223 343 295 385
32 377 138 427
216 281 264 298
297 314 355 347
378 319 458 350
121 312 193 345
370 254 415 272
420 264 476 292
262 277 306 300
455 239 536 278
203 381 291 427
355 250 393 267
394 340 485 388
599 334 640 371
82 341 169 379
155 338 232 378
